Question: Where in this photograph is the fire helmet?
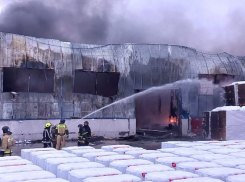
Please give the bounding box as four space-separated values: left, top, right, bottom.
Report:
45 122 52 127
2 126 10 133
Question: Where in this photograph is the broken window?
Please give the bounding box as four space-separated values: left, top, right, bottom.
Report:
96 72 120 97
74 70 96 94
3 67 54 93
3 67 29 92
29 69 54 93
74 70 120 97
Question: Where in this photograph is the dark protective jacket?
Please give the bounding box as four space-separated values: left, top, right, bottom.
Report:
51 126 57 142
78 125 91 145
83 125 91 137
42 127 51 143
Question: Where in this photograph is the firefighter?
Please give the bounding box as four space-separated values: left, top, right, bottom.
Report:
55 119 69 150
1 126 15 157
77 124 84 146
51 125 57 149
83 121 91 146
42 123 52 148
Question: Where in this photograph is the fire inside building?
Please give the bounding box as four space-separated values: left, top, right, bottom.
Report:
0 32 245 137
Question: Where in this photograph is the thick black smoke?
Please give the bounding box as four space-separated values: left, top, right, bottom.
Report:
0 0 244 55
0 0 112 44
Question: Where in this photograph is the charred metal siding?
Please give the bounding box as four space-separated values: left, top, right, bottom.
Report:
0 32 245 120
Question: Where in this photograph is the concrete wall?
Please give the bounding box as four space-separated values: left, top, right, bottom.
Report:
0 119 136 141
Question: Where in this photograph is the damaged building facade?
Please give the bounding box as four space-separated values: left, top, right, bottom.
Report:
0 32 245 131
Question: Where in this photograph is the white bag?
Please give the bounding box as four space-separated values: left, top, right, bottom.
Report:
0 164 42 174
0 171 56 182
45 157 89 175
95 155 135 167
126 164 174 180
83 152 118 162
83 174 141 182
109 159 153 173
68 167 122 182
145 170 199 182
57 162 105 180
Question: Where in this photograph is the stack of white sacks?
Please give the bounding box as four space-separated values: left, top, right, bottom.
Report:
2 141 245 181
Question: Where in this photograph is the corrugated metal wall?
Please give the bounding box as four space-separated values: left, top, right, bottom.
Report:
0 32 245 120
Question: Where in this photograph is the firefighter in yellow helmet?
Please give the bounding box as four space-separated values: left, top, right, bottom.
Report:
55 119 69 150
1 126 15 157
42 122 52 148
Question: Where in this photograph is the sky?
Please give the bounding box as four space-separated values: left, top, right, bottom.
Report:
0 0 244 55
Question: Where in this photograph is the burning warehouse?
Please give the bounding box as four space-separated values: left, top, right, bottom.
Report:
0 32 245 139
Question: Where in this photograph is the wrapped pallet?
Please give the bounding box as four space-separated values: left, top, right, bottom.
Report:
226 174 245 182
62 146 94 153
57 162 105 180
210 106 244 140
155 157 197 168
0 165 42 174
196 167 245 181
0 171 56 181
113 147 143 155
202 111 211 138
83 174 141 182
212 158 245 168
83 152 117 162
45 157 89 175
30 150 67 164
225 82 245 106
0 156 22 162
145 170 199 181
109 159 153 173
190 154 235 162
71 149 105 157
126 164 174 180
173 177 223 182
24 179 68 182
68 167 122 182
95 155 135 167
101 145 130 152
21 148 56 160
0 159 33 167
139 153 177 163
176 162 222 173
125 150 160 159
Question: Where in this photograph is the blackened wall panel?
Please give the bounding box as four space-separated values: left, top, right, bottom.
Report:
3 67 29 92
29 69 54 93
97 72 120 97
3 67 54 93
74 70 96 94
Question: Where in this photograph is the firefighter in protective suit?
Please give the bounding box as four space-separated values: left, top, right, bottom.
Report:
42 123 52 148
77 121 91 146
51 125 57 148
1 126 15 157
55 119 69 150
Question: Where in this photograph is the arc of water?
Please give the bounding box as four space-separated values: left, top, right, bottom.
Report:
68 79 204 127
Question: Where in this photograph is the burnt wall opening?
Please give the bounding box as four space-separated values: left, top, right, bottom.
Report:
3 67 54 93
74 70 120 97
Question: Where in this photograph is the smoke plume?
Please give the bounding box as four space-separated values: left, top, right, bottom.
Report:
0 0 244 55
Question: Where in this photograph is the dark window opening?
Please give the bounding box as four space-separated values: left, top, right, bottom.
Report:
74 70 120 97
97 72 120 97
3 67 54 93
74 70 96 94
